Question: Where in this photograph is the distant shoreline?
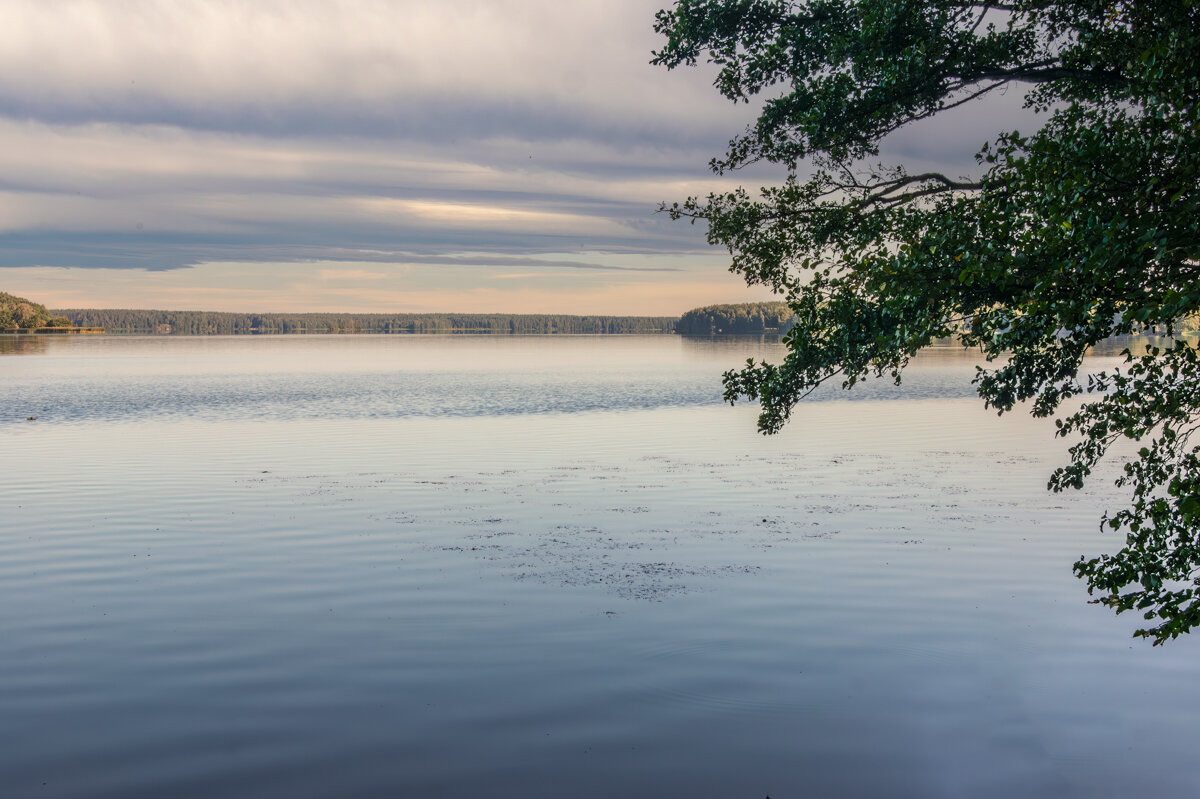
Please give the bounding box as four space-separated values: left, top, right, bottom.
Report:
49 309 680 336
1 326 105 335
3 301 802 337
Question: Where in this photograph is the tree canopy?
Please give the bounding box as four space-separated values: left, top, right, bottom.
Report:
0 291 53 330
653 0 1200 642
676 301 794 334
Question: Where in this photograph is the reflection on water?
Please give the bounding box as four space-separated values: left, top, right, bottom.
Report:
1089 334 1196 357
0 334 48 355
0 335 1010 426
1 335 1197 798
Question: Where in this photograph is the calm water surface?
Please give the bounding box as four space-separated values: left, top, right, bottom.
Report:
2 335 1197 798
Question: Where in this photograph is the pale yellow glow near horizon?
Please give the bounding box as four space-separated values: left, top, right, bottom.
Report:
2 262 779 317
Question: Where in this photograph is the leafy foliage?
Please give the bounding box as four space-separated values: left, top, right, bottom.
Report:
654 0 1200 642
0 291 52 330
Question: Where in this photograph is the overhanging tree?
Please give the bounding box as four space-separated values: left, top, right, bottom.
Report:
652 0 1200 642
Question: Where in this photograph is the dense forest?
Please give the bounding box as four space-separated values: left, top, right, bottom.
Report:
32 303 1200 340
1 292 72 330
52 309 677 335
675 301 1200 341
675 302 793 335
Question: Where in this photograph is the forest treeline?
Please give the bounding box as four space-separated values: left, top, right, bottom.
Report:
35 303 1200 339
52 308 678 335
674 302 793 335
674 302 1200 340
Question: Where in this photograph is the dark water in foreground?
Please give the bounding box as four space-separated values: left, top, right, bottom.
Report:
2 335 1197 798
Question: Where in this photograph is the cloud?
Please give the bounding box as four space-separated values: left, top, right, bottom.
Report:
4 255 773 315
0 1 745 145
0 117 740 270
316 268 387 281
0 1 1039 313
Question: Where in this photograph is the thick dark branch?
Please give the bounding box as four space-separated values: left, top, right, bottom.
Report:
945 1 1020 9
935 79 1011 112
838 172 982 211
966 64 1129 87
865 184 963 209
871 172 982 193
967 5 995 37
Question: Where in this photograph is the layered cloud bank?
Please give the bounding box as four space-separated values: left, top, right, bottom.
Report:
0 1 1013 313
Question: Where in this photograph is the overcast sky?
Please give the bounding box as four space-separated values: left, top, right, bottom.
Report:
0 0 1021 314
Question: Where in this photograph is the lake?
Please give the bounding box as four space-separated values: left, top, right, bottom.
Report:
2 334 1197 798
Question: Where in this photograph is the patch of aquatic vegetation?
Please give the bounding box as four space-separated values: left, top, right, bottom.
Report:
235 445 1056 602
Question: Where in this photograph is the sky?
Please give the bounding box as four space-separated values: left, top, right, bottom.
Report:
0 0 1024 315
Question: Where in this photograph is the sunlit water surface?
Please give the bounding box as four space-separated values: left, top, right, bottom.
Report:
2 335 1196 798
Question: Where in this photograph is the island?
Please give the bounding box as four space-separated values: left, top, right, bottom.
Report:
675 302 793 335
0 292 101 333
